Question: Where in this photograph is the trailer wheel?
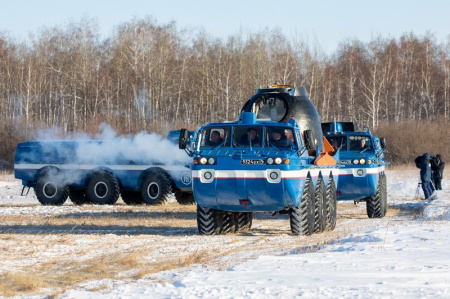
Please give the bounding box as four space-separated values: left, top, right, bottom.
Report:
141 171 173 205
238 212 253 231
34 170 69 206
366 174 387 218
222 212 238 234
314 179 327 233
175 191 196 205
290 179 314 236
197 205 222 235
121 191 143 205
69 189 89 205
86 171 120 205
325 178 337 231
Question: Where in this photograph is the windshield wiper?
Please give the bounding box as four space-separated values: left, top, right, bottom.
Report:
359 146 372 154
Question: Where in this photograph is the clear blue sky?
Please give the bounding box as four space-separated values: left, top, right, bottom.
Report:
1 0 449 54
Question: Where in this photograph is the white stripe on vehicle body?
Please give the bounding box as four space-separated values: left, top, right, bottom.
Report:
14 164 189 172
192 168 340 179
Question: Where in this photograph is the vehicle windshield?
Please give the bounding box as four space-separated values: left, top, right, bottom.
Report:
200 127 231 148
326 136 347 151
349 135 372 152
200 126 297 150
265 127 295 148
232 127 263 148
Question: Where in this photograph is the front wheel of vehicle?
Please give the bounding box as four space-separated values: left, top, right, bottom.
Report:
197 205 222 235
34 169 69 206
290 179 314 236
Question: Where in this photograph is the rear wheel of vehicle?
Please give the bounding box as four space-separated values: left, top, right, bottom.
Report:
175 191 196 205
69 189 89 205
366 174 387 218
222 212 238 234
290 179 314 236
325 178 337 231
238 212 253 231
141 171 173 205
121 191 143 205
314 179 327 233
197 205 221 235
86 171 120 205
34 169 69 206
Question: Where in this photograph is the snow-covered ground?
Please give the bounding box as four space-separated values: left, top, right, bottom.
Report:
1 168 449 298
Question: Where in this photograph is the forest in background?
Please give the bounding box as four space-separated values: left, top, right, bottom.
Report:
1 16 449 169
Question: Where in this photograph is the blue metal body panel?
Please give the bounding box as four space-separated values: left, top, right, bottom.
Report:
323 125 388 201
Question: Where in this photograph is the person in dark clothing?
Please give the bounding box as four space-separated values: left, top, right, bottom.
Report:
207 130 224 147
417 153 434 199
240 128 260 147
431 154 445 190
269 128 293 147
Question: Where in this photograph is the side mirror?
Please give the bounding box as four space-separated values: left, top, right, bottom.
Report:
179 128 188 150
380 137 386 150
303 129 315 150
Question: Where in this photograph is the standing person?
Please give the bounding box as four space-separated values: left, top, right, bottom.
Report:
417 153 434 199
431 154 445 190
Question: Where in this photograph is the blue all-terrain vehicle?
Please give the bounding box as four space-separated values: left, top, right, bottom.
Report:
322 122 389 218
179 85 340 235
14 135 195 206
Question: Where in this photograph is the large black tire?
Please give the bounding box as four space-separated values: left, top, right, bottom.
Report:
34 169 69 206
86 171 120 205
290 179 315 236
366 174 387 218
238 212 253 231
121 191 143 205
222 213 238 234
325 178 337 231
175 191 196 205
69 189 89 205
140 171 173 205
314 179 327 233
197 205 222 235
381 174 388 216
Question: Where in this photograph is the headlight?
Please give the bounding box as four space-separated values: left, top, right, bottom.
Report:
208 157 216 165
199 157 207 165
274 157 282 165
266 157 274 165
359 158 366 165
352 159 359 165
204 171 213 180
367 160 372 164
283 158 290 164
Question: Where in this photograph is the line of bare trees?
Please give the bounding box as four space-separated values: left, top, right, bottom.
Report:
1 17 450 168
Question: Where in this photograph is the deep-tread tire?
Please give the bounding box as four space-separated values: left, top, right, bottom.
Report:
175 191 196 205
290 179 315 236
238 212 253 231
141 171 173 205
314 179 327 233
121 191 143 205
86 171 120 205
381 174 388 216
34 170 69 206
222 213 238 234
70 189 89 205
366 174 387 218
325 178 337 231
197 205 221 235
